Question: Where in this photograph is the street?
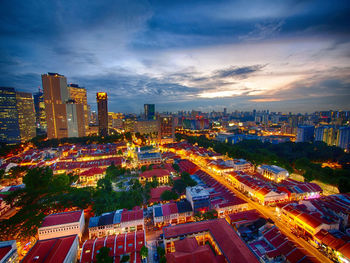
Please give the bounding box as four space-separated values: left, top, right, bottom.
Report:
185 156 332 263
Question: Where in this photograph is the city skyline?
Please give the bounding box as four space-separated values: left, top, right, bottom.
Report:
1 0 350 113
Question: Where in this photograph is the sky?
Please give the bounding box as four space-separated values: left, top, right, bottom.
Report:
0 0 350 114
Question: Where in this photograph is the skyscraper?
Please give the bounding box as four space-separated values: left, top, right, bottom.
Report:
96 92 108 137
158 115 175 144
42 73 85 139
16 91 36 142
338 127 350 151
144 104 155 120
33 89 47 133
296 125 314 143
0 87 20 144
67 84 88 136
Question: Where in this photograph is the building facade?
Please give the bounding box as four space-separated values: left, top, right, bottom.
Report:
0 87 20 144
158 116 175 144
42 73 85 139
144 104 155 120
33 89 47 133
296 125 314 142
67 84 88 136
96 92 108 137
38 210 85 241
186 186 210 213
16 91 36 142
338 127 350 151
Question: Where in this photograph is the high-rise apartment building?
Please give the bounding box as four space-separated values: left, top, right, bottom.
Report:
158 115 175 143
338 127 350 151
33 89 47 132
0 87 20 144
67 84 88 136
144 104 155 120
42 73 85 139
314 126 338 146
96 92 108 137
296 125 314 143
16 91 36 142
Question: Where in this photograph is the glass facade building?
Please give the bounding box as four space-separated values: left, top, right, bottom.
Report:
0 87 20 144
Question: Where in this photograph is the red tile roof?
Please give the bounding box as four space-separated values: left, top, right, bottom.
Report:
22 235 77 263
139 169 170 179
150 186 172 203
166 237 218 263
80 231 145 263
80 167 105 177
163 219 259 263
0 246 11 261
227 210 262 225
41 210 83 227
121 209 143 223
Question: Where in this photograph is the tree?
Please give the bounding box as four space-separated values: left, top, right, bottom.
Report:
120 254 130 263
97 177 112 192
157 246 165 258
172 179 187 194
140 245 148 259
23 167 53 192
161 190 178 201
140 165 147 172
96 247 113 263
181 172 197 187
124 132 132 141
172 163 180 172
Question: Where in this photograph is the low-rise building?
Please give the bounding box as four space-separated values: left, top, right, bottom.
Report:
153 200 193 227
224 159 254 173
139 169 170 185
38 210 85 241
281 203 340 236
0 240 18 263
79 167 105 186
163 219 260 263
22 235 79 263
214 198 248 218
81 231 145 263
257 165 289 182
88 208 144 238
186 186 210 213
137 151 162 166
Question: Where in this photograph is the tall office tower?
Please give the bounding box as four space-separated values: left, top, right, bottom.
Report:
338 127 350 151
158 115 175 144
67 84 88 136
33 89 47 132
296 125 315 143
0 87 20 144
96 92 108 137
42 72 84 139
144 104 155 120
16 91 36 142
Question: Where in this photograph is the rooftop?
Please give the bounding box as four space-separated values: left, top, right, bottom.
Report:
22 235 77 263
40 210 83 228
166 237 219 263
163 219 259 263
140 169 170 179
